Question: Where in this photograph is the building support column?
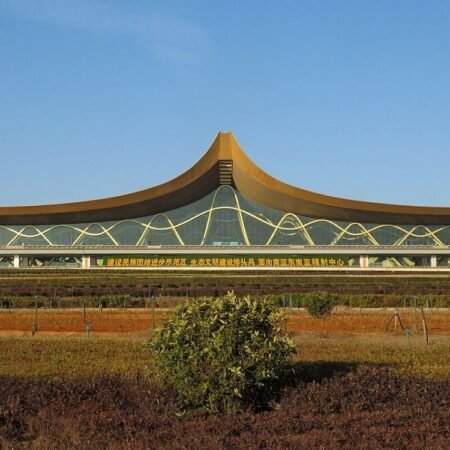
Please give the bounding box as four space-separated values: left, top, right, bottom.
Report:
430 255 437 268
13 255 20 268
359 255 369 269
82 255 91 269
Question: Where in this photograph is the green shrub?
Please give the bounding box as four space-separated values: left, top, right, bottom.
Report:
146 292 295 414
302 291 335 317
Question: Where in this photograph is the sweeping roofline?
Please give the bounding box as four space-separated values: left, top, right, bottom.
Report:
1 131 449 225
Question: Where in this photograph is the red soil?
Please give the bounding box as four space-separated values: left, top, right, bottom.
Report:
0 308 448 336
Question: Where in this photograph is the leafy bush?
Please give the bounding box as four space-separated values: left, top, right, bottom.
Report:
146 292 296 413
302 291 335 317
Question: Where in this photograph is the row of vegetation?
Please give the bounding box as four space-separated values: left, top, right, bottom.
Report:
1 292 449 309
3 270 450 297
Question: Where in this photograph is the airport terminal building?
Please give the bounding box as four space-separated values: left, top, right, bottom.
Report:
2 132 450 270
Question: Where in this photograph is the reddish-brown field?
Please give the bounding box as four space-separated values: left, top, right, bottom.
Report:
288 309 450 335
1 308 449 337
0 309 167 335
1 368 448 449
1 307 448 449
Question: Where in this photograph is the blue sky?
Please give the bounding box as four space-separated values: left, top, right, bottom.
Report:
1 1 450 207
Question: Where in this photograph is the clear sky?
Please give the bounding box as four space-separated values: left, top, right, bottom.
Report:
1 1 450 207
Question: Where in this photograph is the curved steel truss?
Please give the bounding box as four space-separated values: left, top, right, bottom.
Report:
1 186 449 248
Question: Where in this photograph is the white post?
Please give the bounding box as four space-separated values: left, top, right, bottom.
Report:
13 255 20 268
82 255 91 269
430 255 437 268
359 255 369 269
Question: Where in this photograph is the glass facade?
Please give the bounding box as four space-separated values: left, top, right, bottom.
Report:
1 185 449 248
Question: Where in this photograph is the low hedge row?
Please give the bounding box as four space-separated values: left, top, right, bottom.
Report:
0 293 449 309
269 292 450 309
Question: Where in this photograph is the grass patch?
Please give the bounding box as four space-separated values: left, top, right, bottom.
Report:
0 336 448 381
295 336 450 380
0 338 146 381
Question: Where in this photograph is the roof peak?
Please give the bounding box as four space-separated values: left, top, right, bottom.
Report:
208 131 243 160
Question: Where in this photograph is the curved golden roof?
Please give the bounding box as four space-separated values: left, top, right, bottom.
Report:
1 131 449 225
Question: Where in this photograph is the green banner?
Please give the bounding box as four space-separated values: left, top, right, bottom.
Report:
100 255 355 268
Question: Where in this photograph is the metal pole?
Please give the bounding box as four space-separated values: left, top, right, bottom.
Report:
421 307 429 345
151 296 156 332
33 296 38 335
413 296 418 332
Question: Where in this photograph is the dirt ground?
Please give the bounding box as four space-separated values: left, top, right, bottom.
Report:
0 307 448 338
